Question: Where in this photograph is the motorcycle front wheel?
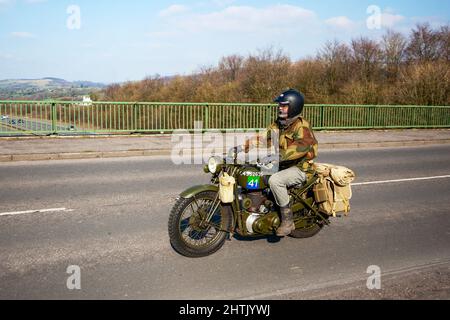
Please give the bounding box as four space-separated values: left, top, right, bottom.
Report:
168 191 231 258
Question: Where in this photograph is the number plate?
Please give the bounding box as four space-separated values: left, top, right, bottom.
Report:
246 176 260 190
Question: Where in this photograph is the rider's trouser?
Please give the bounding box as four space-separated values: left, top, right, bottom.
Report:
268 166 307 208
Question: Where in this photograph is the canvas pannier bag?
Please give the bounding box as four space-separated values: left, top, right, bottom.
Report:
314 163 333 177
219 172 236 203
333 184 352 214
313 177 335 214
313 163 355 216
330 166 356 187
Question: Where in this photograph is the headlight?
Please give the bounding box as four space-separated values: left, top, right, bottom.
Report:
208 157 218 174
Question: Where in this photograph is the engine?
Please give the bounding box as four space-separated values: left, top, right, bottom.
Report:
242 191 268 213
239 190 280 234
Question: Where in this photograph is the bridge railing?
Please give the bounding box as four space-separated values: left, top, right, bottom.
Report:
0 101 449 135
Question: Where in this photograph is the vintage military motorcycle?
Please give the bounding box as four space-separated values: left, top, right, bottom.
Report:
168 153 352 258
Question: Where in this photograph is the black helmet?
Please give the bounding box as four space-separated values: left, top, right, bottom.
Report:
274 89 305 119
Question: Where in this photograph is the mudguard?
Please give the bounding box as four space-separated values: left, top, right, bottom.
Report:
179 185 219 199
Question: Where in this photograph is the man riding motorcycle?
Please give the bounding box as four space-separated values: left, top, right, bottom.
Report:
232 89 319 236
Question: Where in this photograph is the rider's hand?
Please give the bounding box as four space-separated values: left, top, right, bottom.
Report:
261 154 279 164
258 154 279 169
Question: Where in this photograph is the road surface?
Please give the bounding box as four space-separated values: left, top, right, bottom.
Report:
0 145 449 299
0 117 80 134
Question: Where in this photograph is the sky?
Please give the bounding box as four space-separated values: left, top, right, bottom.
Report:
0 0 449 83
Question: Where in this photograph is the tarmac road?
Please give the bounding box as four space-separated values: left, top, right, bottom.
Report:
0 145 449 299
0 117 75 134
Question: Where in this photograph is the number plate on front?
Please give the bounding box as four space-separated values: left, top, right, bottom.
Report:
246 176 260 190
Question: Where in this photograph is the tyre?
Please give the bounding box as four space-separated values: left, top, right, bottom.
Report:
289 223 322 238
168 191 232 258
289 208 323 239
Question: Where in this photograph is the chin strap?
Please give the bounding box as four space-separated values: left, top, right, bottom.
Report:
277 115 301 129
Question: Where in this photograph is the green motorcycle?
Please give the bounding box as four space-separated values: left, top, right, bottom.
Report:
168 154 332 258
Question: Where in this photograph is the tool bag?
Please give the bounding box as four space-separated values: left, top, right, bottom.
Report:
219 172 236 204
313 163 355 216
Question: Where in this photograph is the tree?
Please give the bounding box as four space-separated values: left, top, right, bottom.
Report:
351 37 382 82
398 61 450 105
406 23 441 62
136 75 165 101
438 25 450 62
381 29 407 82
291 59 328 103
317 40 352 95
218 54 244 82
240 47 293 103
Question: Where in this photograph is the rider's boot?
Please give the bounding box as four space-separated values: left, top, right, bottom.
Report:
276 206 295 237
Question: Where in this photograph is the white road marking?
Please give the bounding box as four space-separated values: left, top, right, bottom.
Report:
1 176 449 217
352 175 450 186
0 208 74 217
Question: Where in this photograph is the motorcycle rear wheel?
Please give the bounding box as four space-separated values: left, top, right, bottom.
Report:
290 208 323 238
168 191 231 258
290 223 322 238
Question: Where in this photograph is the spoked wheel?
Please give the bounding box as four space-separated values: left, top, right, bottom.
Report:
290 207 324 239
168 191 231 258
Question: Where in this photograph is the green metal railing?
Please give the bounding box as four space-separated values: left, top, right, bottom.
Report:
0 101 449 135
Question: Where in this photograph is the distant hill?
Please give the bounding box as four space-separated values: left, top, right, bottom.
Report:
73 80 107 88
0 78 107 100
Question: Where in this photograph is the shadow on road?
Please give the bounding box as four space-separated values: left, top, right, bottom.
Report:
233 233 281 243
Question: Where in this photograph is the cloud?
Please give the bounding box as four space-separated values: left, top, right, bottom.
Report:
409 15 448 29
325 12 404 31
10 31 36 38
171 4 317 33
158 4 188 17
325 16 357 30
211 0 236 6
380 12 405 28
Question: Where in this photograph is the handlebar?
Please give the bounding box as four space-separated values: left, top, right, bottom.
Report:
225 147 279 169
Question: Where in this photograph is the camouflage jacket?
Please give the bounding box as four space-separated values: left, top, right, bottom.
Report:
244 117 319 166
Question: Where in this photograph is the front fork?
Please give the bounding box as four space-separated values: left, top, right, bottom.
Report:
193 168 241 236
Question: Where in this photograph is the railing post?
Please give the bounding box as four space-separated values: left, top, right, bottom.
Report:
204 104 209 131
134 103 138 132
51 102 57 134
266 105 272 127
320 105 325 129
370 106 375 129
